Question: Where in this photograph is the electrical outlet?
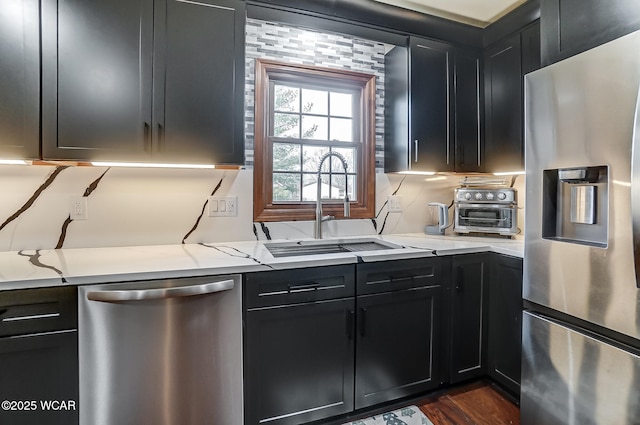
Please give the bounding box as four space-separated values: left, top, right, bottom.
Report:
388 195 402 213
208 196 238 217
69 196 88 220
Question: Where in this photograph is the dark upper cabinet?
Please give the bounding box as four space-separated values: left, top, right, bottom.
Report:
385 37 483 173
449 254 489 384
484 21 540 173
540 0 640 66
355 258 446 409
454 48 483 173
0 0 40 159
42 0 245 165
488 254 523 396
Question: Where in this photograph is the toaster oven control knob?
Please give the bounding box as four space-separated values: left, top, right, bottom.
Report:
474 192 483 200
486 192 495 200
497 192 507 200
464 192 472 200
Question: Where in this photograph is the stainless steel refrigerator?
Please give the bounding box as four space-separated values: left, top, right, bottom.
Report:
523 30 640 424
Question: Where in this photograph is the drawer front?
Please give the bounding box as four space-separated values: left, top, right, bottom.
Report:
357 257 444 295
244 265 355 308
0 286 77 336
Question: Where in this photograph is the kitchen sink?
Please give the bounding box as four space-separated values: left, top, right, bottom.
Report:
265 238 402 258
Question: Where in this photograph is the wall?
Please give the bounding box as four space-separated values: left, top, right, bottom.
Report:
0 19 524 252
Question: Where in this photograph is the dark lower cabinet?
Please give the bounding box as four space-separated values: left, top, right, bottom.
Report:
355 285 443 409
244 299 355 425
355 258 446 409
243 265 356 425
450 254 489 383
0 287 78 425
488 254 523 396
0 0 40 159
0 331 79 425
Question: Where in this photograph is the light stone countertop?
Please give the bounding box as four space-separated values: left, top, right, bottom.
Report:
0 233 523 291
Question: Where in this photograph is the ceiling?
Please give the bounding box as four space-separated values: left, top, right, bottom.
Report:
372 0 529 27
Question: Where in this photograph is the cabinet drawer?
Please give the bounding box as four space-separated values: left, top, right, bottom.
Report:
357 257 443 295
0 287 77 337
244 265 355 308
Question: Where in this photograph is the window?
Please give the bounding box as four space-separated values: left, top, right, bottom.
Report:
253 59 376 222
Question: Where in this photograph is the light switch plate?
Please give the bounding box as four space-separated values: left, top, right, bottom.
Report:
208 196 237 217
388 195 402 213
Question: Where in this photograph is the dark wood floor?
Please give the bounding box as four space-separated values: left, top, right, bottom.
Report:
417 381 520 425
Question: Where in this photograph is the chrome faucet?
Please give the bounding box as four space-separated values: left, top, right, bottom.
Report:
315 152 351 239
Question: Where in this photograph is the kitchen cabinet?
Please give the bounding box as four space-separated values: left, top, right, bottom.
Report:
0 0 40 159
385 37 482 173
540 0 640 66
449 254 489 384
355 258 447 409
484 21 540 173
488 254 523 396
41 0 245 165
243 265 355 425
0 287 78 425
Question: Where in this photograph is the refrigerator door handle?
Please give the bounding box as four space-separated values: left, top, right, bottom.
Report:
631 83 640 288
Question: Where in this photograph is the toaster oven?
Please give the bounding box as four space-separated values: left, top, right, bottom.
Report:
454 188 518 236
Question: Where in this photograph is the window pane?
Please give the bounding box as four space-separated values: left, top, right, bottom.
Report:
302 173 331 201
330 174 356 201
273 143 301 172
330 92 352 117
273 173 301 202
330 118 353 142
331 147 356 172
301 88 328 115
274 85 300 112
301 115 328 140
303 145 330 172
273 113 300 138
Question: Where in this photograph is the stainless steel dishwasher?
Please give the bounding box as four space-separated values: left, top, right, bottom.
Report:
78 274 242 425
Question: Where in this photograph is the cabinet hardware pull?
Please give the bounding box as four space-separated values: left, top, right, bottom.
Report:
346 310 355 340
414 139 419 163
390 276 412 283
2 312 60 322
287 282 321 293
87 279 234 302
158 123 165 151
359 307 367 337
143 122 151 152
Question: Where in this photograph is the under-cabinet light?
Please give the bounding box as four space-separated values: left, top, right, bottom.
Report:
0 159 29 165
493 171 525 176
91 162 216 169
397 171 436 176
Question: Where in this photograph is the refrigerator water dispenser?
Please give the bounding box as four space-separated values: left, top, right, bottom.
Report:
542 166 608 247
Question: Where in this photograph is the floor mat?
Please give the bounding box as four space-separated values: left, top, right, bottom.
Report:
342 405 434 425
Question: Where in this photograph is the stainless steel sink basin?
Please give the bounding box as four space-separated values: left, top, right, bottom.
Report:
265 238 402 258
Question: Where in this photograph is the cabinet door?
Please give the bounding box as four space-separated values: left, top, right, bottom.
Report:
153 0 245 165
484 33 522 173
0 0 39 159
521 22 541 76
488 255 523 396
42 0 154 161
355 286 442 409
540 0 640 66
0 331 78 425
244 298 355 425
450 254 489 383
409 37 454 172
454 48 482 173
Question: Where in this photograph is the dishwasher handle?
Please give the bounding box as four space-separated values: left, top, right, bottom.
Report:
87 279 235 303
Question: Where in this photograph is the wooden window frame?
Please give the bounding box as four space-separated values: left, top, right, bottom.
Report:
253 59 376 222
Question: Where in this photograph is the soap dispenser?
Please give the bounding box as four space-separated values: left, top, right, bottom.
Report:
425 202 449 235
